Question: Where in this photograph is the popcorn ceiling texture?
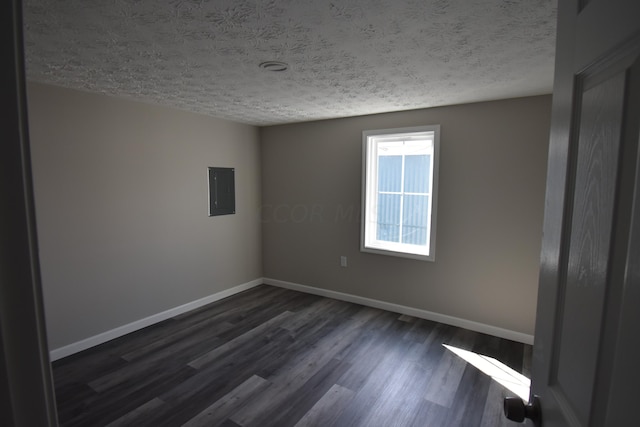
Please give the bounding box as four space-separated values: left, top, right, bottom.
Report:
23 0 557 126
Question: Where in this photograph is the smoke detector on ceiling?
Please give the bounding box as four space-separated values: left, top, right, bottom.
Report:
259 61 289 72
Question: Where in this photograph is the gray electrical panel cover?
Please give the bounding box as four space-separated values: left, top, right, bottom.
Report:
208 167 235 216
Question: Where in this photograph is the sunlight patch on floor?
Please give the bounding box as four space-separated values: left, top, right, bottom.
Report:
443 344 530 400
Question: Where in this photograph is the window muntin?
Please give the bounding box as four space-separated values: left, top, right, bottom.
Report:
361 126 439 261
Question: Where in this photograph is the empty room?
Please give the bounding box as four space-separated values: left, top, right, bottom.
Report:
4 0 640 426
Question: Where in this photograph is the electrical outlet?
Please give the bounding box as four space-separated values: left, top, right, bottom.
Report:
340 256 347 267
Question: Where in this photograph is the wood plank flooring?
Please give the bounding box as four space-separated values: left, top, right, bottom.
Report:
52 285 530 427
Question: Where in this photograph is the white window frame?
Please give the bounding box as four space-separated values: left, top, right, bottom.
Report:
361 125 440 261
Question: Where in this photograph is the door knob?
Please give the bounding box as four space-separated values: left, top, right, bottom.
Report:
504 395 541 425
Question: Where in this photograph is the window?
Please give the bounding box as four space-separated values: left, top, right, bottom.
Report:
361 126 440 261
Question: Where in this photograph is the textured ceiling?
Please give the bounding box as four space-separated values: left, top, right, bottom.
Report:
23 0 557 126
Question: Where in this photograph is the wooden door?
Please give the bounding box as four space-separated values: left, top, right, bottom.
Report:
526 0 640 425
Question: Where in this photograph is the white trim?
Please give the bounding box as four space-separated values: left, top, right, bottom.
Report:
263 277 534 345
361 125 440 262
50 276 534 361
49 278 263 361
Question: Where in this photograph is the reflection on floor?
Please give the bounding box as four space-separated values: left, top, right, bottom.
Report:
444 344 530 400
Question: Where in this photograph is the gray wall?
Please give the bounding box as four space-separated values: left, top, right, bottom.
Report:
27 82 262 350
27 84 549 349
260 95 551 336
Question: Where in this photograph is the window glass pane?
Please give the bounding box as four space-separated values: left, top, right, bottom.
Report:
404 155 430 193
402 195 429 245
378 155 402 192
377 194 401 242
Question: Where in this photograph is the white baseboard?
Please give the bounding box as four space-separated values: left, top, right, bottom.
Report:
264 278 534 345
49 278 263 361
51 276 533 361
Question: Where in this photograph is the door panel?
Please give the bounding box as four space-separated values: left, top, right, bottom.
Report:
528 0 640 426
552 60 631 427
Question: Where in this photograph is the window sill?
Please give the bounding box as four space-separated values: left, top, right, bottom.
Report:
361 244 434 262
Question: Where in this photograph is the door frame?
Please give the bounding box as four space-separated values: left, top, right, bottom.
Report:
1 0 58 425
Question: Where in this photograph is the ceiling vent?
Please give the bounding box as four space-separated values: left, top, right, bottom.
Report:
259 61 289 72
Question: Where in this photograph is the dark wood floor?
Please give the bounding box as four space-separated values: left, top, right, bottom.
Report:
52 285 531 427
